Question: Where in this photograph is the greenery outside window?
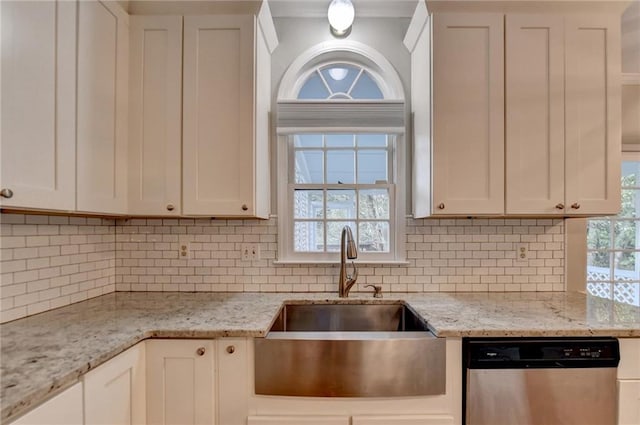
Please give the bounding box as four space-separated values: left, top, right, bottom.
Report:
587 153 640 306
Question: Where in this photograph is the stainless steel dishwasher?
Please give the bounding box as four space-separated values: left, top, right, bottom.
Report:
463 337 620 425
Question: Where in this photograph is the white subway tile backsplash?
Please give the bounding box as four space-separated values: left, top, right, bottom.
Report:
1 214 565 322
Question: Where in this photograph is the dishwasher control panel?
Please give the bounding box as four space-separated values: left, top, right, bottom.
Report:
464 337 620 368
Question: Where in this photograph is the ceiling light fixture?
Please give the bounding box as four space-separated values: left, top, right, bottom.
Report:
328 67 349 81
328 0 355 38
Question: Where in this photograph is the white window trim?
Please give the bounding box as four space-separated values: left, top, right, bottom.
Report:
275 45 407 264
277 130 406 264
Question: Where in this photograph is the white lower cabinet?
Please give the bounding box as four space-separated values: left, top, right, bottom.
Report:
10 383 83 425
146 339 215 425
83 343 146 425
618 339 640 425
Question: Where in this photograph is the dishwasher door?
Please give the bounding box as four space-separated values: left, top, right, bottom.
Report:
467 367 617 425
464 337 620 425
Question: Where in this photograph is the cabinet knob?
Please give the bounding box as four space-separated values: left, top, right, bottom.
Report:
226 345 235 354
0 188 13 199
241 204 248 211
166 204 175 211
437 203 445 210
196 347 206 356
571 203 581 210
555 203 565 210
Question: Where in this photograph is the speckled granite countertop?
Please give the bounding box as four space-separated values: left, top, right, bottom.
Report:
2 291 639 423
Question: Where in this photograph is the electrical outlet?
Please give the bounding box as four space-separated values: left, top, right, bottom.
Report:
241 243 260 261
179 236 191 259
516 243 528 262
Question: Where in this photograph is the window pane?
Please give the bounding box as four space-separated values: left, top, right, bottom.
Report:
298 72 330 99
359 189 389 219
587 220 611 250
320 64 359 95
621 161 640 188
294 221 324 252
613 282 640 306
620 189 640 218
587 251 611 280
326 221 356 252
326 134 354 148
357 134 387 147
614 252 639 280
326 151 355 184
359 222 390 252
295 151 323 183
294 134 323 148
357 150 388 183
327 190 356 219
614 220 636 249
587 282 613 299
350 71 384 99
294 190 324 219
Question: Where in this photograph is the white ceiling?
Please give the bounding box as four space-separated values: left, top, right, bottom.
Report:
269 0 419 18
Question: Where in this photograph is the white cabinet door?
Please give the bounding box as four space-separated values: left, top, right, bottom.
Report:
84 343 146 425
182 15 257 217
618 380 640 425
0 0 76 211
217 339 249 425
128 15 183 216
565 14 621 215
77 0 129 214
9 383 83 425
432 13 504 215
146 339 215 425
248 417 350 425
352 415 455 425
505 15 566 215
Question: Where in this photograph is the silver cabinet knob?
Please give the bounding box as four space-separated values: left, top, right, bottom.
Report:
241 204 248 211
555 203 564 210
571 203 581 210
437 203 445 210
196 347 206 356
226 345 235 354
166 204 175 211
0 188 14 199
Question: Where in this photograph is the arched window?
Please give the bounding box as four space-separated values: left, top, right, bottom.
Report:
276 43 406 263
298 63 384 100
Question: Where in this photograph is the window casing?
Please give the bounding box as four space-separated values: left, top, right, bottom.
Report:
276 58 406 263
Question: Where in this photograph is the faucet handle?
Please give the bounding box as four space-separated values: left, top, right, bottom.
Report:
364 284 383 298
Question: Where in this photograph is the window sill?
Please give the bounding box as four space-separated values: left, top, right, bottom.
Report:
272 259 410 266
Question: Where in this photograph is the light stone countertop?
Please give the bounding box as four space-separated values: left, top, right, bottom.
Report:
1 291 639 423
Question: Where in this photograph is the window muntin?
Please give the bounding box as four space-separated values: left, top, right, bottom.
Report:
298 63 384 100
587 158 640 306
291 134 393 256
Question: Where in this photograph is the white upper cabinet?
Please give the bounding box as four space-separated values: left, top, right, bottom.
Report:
182 15 271 218
431 13 505 216
76 0 129 214
565 14 622 216
128 15 183 216
505 14 565 215
0 0 77 211
414 6 623 218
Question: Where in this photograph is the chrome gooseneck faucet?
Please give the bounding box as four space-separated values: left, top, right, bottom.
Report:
339 225 358 297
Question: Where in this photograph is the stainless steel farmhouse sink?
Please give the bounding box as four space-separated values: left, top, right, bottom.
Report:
254 303 446 397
